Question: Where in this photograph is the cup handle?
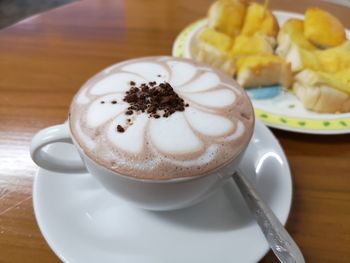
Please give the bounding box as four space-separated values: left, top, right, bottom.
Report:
30 123 86 173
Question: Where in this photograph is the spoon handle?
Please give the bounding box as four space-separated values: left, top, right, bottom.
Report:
232 172 305 263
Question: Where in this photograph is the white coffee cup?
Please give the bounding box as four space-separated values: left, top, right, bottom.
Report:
30 56 254 211
30 122 251 211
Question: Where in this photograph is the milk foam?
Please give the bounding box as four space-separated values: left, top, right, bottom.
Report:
149 112 204 155
183 89 236 108
167 61 197 86
184 107 233 136
108 114 148 154
179 72 220 92
69 56 254 179
87 94 127 127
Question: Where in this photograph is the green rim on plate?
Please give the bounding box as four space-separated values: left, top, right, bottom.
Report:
172 18 350 134
254 109 350 131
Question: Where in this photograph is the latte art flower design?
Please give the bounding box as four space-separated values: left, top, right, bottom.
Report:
71 57 253 179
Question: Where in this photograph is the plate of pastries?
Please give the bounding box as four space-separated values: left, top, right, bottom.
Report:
173 0 350 134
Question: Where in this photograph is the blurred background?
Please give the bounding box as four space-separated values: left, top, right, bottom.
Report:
0 0 76 29
1 0 350 29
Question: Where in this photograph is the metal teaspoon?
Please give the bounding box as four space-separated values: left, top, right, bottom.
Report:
232 171 305 263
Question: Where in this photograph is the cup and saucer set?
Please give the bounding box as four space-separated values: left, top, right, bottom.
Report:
31 56 292 263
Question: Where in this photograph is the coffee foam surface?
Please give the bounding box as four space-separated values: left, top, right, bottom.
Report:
69 56 254 180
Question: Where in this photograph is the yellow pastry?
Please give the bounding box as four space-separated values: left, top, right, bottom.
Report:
304 7 347 48
194 26 235 75
315 42 350 72
236 54 292 88
194 41 236 75
207 0 246 38
276 19 316 57
230 33 275 58
192 0 282 80
197 26 234 52
313 68 350 94
281 41 350 72
293 69 350 113
240 2 279 37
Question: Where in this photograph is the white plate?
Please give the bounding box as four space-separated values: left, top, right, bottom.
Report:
33 120 292 263
172 11 350 134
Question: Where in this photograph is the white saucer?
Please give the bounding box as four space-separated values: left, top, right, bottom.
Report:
33 120 292 263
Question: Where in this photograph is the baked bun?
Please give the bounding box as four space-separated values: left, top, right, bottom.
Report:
236 54 292 88
277 19 350 73
293 69 350 113
304 7 347 48
276 19 316 57
208 0 246 38
194 26 235 75
240 2 279 37
230 33 275 57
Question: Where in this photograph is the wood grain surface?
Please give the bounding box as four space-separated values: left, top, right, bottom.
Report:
0 0 349 262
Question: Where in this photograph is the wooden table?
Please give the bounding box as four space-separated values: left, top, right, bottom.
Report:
0 0 349 262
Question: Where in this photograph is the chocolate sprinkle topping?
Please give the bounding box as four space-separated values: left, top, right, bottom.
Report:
123 81 188 118
111 100 117 104
117 125 125 133
116 80 189 132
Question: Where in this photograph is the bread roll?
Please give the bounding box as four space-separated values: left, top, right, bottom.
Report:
240 2 279 37
293 69 350 113
236 54 292 88
207 0 246 38
304 7 347 48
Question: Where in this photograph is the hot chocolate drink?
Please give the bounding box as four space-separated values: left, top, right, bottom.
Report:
69 56 254 180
